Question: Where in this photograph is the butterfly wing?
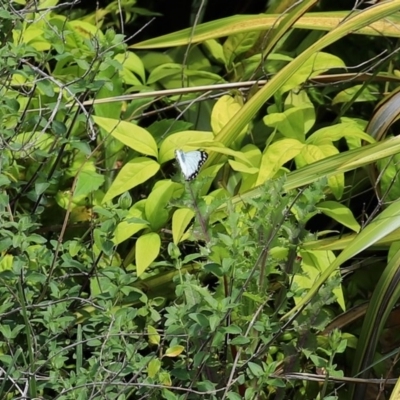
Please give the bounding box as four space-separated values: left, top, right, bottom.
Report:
175 150 208 181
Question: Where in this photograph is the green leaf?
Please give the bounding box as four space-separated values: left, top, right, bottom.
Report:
247 362 264 378
230 336 250 345
203 39 226 65
279 52 345 94
75 170 105 198
332 84 378 105
147 64 225 88
317 201 360 232
102 157 160 203
147 358 161 378
145 180 180 231
223 31 260 66
296 144 343 199
228 160 258 174
113 207 149 245
209 315 220 332
93 116 158 157
297 249 345 311
147 325 160 345
164 345 184 357
256 139 304 185
136 233 161 276
162 389 178 400
172 208 195 244
211 95 248 145
227 393 242 400
114 51 146 83
0 325 12 339
263 105 313 142
159 130 214 164
307 121 375 145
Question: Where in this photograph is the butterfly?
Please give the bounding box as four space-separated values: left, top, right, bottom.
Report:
175 149 208 181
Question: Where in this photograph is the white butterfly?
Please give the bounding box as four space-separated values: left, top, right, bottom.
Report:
175 149 208 181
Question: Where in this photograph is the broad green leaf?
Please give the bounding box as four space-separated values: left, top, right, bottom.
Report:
0 255 13 271
159 131 214 164
113 207 149 245
136 233 161 276
93 116 158 158
147 63 183 84
202 145 253 166
280 52 346 94
74 170 105 198
148 64 225 88
284 90 316 135
297 250 344 311
332 84 378 105
11 132 53 156
307 121 375 145
263 106 312 142
69 20 105 40
162 389 178 400
241 144 262 167
114 51 146 83
256 139 304 186
90 276 111 298
159 372 172 386
147 325 160 345
247 362 265 378
145 180 180 231
102 158 160 203
228 160 258 174
296 144 343 199
164 345 184 358
317 201 360 233
211 95 247 138
223 31 260 67
172 208 195 244
203 39 226 65
147 358 161 378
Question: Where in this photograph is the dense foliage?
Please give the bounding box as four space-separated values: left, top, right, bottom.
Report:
2 0 400 399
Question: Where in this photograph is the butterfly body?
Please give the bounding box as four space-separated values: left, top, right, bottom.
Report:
175 149 208 181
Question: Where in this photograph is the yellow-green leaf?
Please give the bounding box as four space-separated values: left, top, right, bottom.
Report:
113 207 149 245
307 121 375 145
147 358 161 378
256 139 304 185
147 325 160 345
296 144 343 199
93 116 158 158
136 233 161 276
228 160 258 174
164 345 184 358
211 95 248 137
159 131 214 164
102 158 160 203
159 371 172 386
145 180 180 231
172 208 195 244
317 201 360 233
297 249 345 311
280 52 345 94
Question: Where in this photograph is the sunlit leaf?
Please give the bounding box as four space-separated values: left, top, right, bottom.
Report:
136 233 161 276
